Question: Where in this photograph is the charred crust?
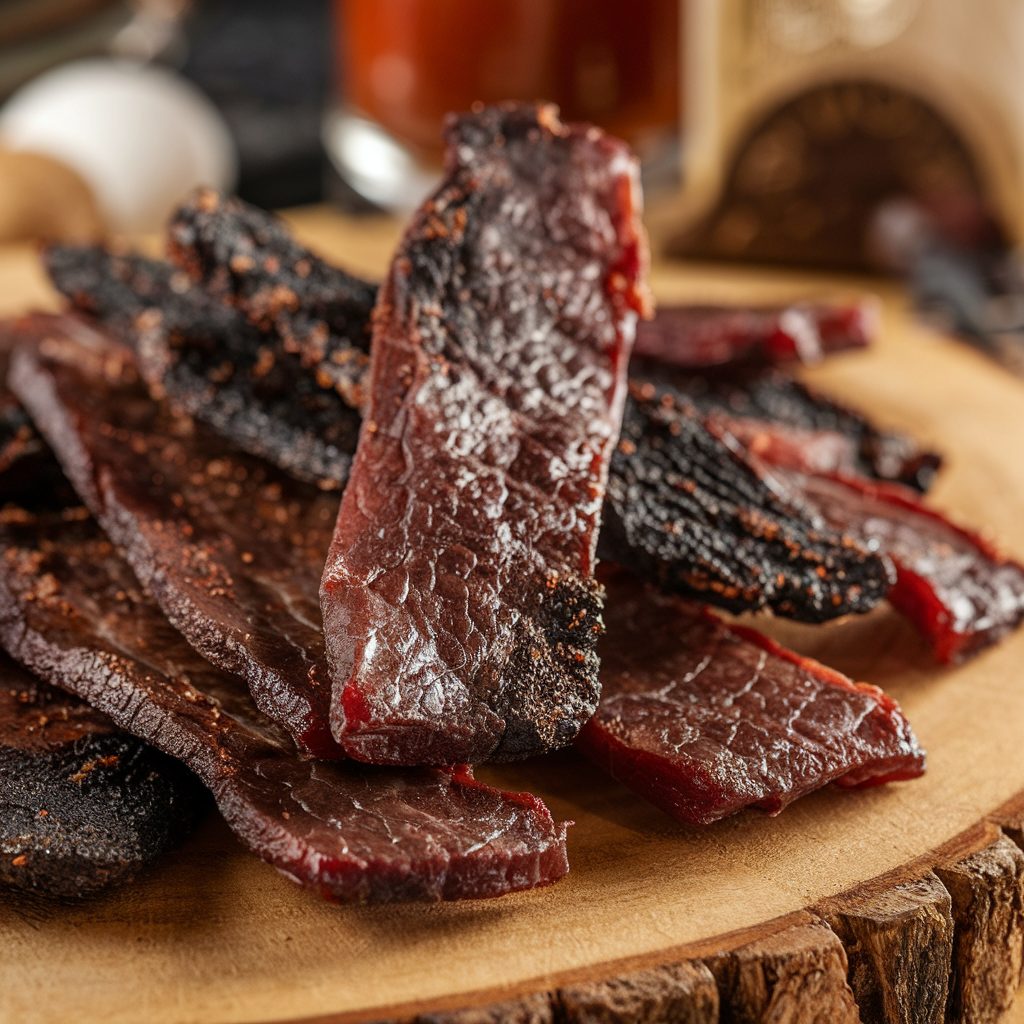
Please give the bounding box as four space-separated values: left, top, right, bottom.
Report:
166 190 377 367
601 393 892 622
0 662 203 898
630 359 942 493
491 572 605 762
43 245 365 488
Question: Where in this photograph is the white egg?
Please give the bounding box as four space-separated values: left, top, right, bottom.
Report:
0 59 237 234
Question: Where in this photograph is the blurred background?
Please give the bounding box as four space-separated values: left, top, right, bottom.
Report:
1 0 1024 367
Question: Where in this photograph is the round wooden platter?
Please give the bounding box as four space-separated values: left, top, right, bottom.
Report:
3 212 1024 1024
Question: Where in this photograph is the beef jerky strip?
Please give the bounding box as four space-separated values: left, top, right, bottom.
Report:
8 314 344 758
321 102 650 766
577 573 924 826
0 493 569 903
0 650 201 897
600 385 893 622
779 472 1024 664
167 190 377 408
632 299 876 368
631 360 942 493
43 245 361 488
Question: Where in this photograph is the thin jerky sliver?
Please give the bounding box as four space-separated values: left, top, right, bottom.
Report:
785 472 1024 664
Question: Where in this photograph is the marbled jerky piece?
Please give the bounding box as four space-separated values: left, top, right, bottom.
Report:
782 472 1024 664
631 360 942 492
0 651 201 897
600 385 893 622
44 246 361 488
167 190 377 408
8 314 343 758
0 494 569 903
632 300 876 368
577 572 925 825
321 102 650 766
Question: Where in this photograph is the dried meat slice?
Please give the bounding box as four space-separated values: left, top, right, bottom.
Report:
781 472 1024 663
167 190 377 407
600 385 893 622
632 299 876 368
0 493 570 903
576 572 925 825
631 360 942 492
321 102 650 766
44 245 361 488
0 652 202 897
8 314 343 758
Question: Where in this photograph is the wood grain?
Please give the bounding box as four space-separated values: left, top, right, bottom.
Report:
2 213 1024 1024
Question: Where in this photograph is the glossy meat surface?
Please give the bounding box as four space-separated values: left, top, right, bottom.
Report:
0 653 201 897
600 384 893 622
632 300 875 368
631 360 941 493
0 492 569 903
787 473 1024 663
168 190 377 408
8 315 343 757
321 103 650 765
577 574 925 825
45 245 362 488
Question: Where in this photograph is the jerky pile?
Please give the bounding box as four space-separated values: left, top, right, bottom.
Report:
0 464 570 902
5 100 1018 905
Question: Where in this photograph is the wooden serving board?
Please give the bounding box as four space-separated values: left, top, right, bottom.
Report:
3 210 1024 1024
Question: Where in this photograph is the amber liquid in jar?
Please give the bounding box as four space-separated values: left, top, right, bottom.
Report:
338 0 680 164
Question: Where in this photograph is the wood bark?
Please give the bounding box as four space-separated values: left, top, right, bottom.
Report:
382 963 721 1024
820 872 953 1024
413 993 554 1024
934 832 1024 1024
705 920 860 1024
557 961 719 1024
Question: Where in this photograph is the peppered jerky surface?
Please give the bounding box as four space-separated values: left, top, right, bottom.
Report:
43 244 215 337
600 386 893 622
168 190 377 408
578 572 925 825
0 484 570 903
0 652 201 897
44 245 362 488
8 314 344 758
321 102 650 766
631 359 941 492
